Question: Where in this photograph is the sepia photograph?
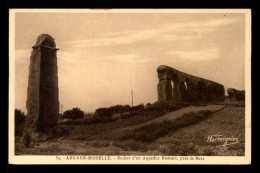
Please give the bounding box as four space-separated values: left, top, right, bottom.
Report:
9 9 251 164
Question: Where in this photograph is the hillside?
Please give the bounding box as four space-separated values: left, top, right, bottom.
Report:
145 106 245 156
15 105 245 156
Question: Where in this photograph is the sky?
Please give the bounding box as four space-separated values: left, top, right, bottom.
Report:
14 12 246 113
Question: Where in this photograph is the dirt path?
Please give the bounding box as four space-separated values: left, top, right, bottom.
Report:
120 105 225 131
149 105 225 123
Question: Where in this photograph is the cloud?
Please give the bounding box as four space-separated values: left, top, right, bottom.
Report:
63 28 160 48
101 54 158 63
62 17 239 48
58 51 80 64
168 47 220 61
15 49 31 63
15 49 80 64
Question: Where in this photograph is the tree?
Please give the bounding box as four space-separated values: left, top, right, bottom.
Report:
15 109 26 126
15 109 26 136
61 107 84 120
95 108 112 118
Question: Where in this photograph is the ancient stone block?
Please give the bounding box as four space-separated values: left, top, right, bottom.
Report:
24 34 59 146
157 78 173 102
227 88 245 101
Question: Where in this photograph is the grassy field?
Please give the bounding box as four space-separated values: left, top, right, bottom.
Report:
146 106 245 156
15 104 245 156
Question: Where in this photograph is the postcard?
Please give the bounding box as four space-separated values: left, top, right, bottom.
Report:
9 9 251 164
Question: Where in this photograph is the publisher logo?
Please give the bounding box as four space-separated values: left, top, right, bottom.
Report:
207 135 239 147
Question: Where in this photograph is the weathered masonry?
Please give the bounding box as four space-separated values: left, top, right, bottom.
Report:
157 65 225 103
227 88 245 101
26 34 59 138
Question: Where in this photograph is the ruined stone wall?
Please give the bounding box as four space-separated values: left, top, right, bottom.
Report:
227 88 245 101
157 65 225 103
26 34 59 139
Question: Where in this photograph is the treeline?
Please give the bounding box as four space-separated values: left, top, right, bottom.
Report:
59 102 190 125
15 102 191 129
61 107 84 120
95 104 145 118
15 109 26 136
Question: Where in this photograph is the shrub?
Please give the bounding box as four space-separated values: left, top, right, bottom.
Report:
15 109 26 136
108 105 131 114
92 101 188 122
15 109 26 126
128 104 145 112
94 104 144 120
87 115 116 124
61 107 84 120
95 108 113 118
95 105 132 117
145 102 175 111
145 103 152 108
120 111 139 119
118 102 181 118
137 102 189 117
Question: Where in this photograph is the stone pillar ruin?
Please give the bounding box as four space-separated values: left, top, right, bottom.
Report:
157 67 173 102
179 82 187 102
172 81 182 103
227 88 245 102
157 65 225 103
25 34 59 145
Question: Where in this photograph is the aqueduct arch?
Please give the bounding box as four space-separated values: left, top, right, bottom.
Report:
157 65 225 103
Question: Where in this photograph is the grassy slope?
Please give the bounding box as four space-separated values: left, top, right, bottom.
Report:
148 106 245 156
15 105 245 156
